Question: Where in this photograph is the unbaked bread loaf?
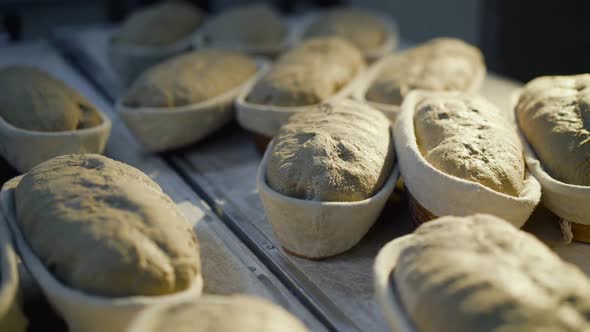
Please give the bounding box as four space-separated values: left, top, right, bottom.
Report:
246 37 364 106
366 38 484 105
0 66 102 131
201 4 286 48
113 1 204 47
267 100 394 201
414 92 524 196
15 154 201 297
122 50 258 108
303 8 386 51
394 214 590 332
516 74 590 186
131 295 310 332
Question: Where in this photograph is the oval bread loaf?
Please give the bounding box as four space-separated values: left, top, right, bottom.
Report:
366 38 484 105
267 99 394 201
0 66 102 131
394 214 590 332
516 74 590 186
15 154 201 297
414 92 524 196
246 37 364 107
132 295 310 332
112 1 204 47
201 4 286 48
303 8 386 51
122 50 258 108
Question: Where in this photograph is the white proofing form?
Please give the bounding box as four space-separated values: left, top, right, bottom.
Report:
0 110 111 173
511 90 590 228
394 91 541 227
256 136 399 259
0 202 26 332
236 64 367 138
0 177 204 332
116 59 269 152
352 51 486 123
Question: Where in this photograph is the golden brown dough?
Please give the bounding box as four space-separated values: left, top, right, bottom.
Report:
122 50 257 108
395 214 590 332
516 74 590 186
366 38 484 105
267 100 394 201
303 8 386 51
113 1 204 47
0 66 101 131
414 92 524 196
246 37 364 107
15 154 201 297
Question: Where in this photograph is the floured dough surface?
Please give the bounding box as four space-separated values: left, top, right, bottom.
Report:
113 1 204 47
15 154 200 297
367 38 484 105
516 74 590 185
394 214 590 332
122 50 257 108
414 92 524 196
267 100 394 201
201 4 286 48
246 37 364 106
135 295 310 332
0 66 101 131
303 8 386 51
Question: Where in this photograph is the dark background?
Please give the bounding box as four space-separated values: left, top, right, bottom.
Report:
1 0 589 82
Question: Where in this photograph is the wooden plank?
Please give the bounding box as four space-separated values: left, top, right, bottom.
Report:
0 41 326 332
55 26 590 332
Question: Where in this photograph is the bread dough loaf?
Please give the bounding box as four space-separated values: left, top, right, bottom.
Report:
366 38 484 105
516 74 590 186
303 9 385 51
394 214 590 332
414 92 524 196
122 50 257 108
113 1 204 47
267 100 394 201
246 37 364 106
201 4 286 48
15 154 201 297
0 66 102 131
133 295 310 332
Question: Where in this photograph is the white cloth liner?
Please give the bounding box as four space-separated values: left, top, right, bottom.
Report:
0 109 111 173
373 235 416 332
256 132 399 259
511 90 590 239
352 49 486 123
0 178 203 332
116 59 269 152
394 90 541 228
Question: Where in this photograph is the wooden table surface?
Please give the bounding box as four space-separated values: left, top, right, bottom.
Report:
1 25 589 332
